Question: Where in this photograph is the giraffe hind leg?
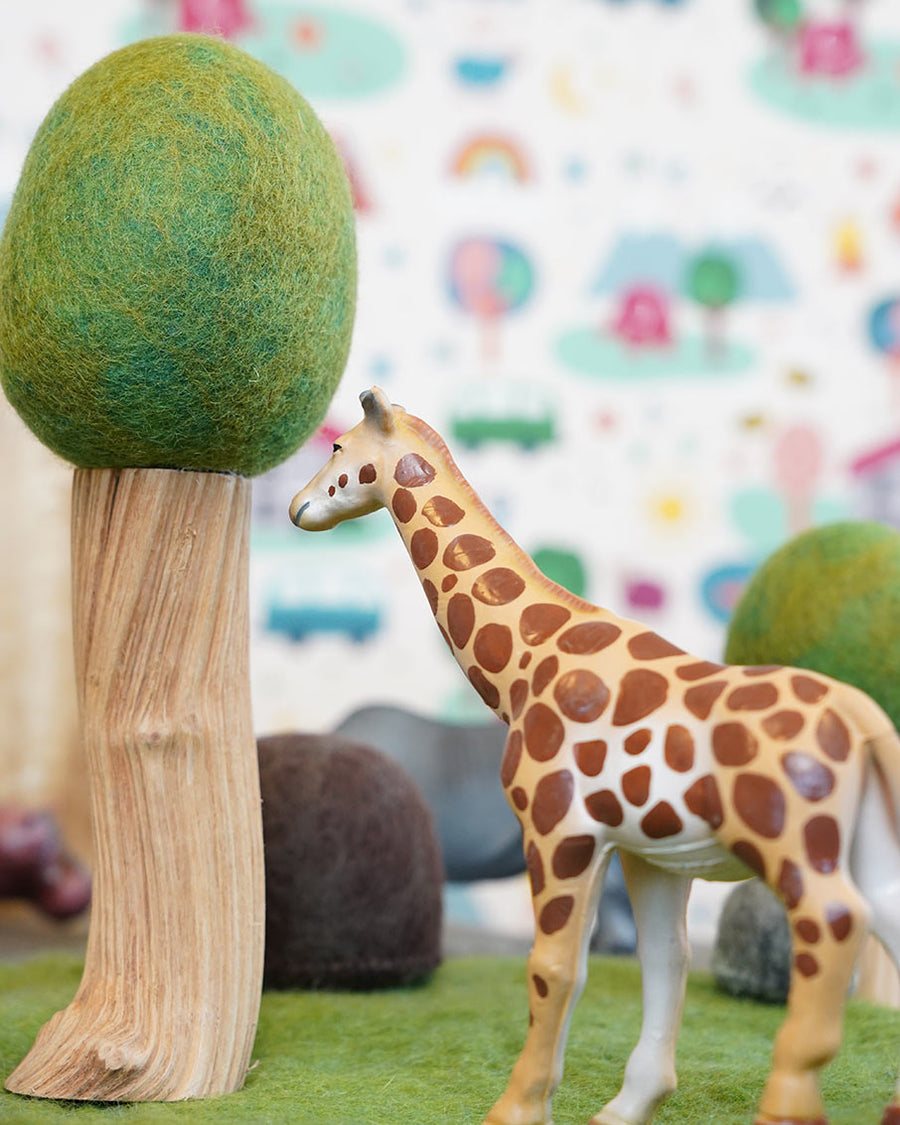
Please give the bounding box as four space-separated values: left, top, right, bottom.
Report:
850 739 900 1124
755 864 869 1125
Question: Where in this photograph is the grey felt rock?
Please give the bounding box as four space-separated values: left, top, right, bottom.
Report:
334 704 521 882
258 732 443 991
713 879 790 1003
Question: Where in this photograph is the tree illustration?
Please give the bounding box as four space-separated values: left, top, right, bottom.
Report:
686 251 740 359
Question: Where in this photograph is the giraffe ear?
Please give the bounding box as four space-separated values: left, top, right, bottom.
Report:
360 386 397 435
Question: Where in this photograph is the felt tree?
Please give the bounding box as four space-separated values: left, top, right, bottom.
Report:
0 36 355 1101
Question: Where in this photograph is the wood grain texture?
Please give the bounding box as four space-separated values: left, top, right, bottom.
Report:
6 467 264 1101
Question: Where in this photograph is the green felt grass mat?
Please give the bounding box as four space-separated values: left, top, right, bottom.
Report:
0 955 897 1124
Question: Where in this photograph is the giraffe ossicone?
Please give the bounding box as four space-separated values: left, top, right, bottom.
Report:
290 386 900 1125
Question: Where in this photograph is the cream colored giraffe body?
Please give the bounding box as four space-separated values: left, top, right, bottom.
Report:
290 388 900 1125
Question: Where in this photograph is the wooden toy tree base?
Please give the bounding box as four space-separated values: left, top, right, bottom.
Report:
6 467 264 1101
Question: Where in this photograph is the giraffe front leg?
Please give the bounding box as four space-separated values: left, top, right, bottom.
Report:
755 876 868 1125
591 853 691 1125
484 844 609 1125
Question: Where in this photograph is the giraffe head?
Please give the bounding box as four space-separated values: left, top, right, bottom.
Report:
290 387 399 531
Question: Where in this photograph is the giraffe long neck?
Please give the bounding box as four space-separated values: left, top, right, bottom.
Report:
383 416 602 723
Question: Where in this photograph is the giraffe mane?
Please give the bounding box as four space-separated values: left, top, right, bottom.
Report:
398 410 595 614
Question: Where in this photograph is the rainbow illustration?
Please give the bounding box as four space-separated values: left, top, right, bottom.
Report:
450 134 532 183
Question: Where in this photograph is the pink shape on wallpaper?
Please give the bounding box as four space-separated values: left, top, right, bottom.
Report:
799 22 865 78
178 0 254 39
611 286 672 348
774 424 823 535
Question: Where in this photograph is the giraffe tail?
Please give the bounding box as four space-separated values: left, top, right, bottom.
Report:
842 685 900 833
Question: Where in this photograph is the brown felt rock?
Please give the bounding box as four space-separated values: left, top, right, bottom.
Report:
258 732 443 990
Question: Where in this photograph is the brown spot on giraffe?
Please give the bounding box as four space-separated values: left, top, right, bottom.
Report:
532 656 559 697
468 666 500 710
358 463 377 484
683 774 723 828
510 680 529 720
444 534 496 572
557 621 622 655
795 952 820 978
612 669 668 725
743 665 782 676
641 802 683 839
473 568 527 606
792 674 829 704
627 632 685 660
781 752 835 802
794 918 821 944
438 624 453 653
447 593 475 648
665 725 695 772
328 485 336 497
826 903 853 942
531 770 575 835
712 722 758 767
552 835 596 879
763 710 805 740
501 731 523 787
422 578 439 616
411 527 439 569
512 788 528 811
524 703 565 761
526 841 544 895
554 670 610 723
532 974 549 998
574 740 607 777
394 452 436 487
683 681 726 721
585 788 624 827
804 815 841 874
624 729 652 756
732 839 767 879
521 604 572 646
733 773 787 838
777 859 805 910
539 895 575 935
676 660 725 681
817 709 851 762
338 473 349 488
519 652 532 670
422 496 465 527
473 623 514 674
622 766 651 807
392 488 417 523
442 574 457 593
726 683 779 712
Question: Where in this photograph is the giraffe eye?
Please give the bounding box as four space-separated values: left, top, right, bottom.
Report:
333 443 342 453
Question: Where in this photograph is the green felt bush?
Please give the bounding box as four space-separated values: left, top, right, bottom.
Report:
0 955 897 1123
0 34 356 477
725 521 900 729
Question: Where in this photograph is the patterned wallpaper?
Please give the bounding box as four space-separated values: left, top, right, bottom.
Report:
2 0 899 745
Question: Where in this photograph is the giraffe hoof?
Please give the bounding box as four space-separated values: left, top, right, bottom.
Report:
753 1116 826 1125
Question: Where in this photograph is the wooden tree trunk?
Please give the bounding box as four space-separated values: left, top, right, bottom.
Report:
6 467 265 1101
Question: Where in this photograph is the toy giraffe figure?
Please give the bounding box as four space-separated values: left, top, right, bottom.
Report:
290 387 900 1125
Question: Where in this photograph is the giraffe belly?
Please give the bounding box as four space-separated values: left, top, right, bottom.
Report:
627 836 750 881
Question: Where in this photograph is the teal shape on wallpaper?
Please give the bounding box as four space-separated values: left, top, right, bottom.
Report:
240 4 407 99
555 329 755 379
124 3 406 100
730 487 849 554
749 42 900 131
